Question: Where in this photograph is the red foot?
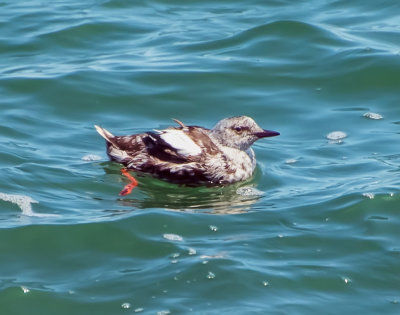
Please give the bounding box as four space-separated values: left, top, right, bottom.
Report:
119 168 138 196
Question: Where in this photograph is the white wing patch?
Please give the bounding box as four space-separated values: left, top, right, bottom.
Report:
160 130 202 156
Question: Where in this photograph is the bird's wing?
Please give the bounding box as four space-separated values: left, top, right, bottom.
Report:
142 128 202 164
145 126 220 164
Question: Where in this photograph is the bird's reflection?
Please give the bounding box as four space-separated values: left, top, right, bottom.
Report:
102 164 265 215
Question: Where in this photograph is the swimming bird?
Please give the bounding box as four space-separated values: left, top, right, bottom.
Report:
95 116 279 195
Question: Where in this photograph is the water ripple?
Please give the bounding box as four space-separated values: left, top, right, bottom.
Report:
1 0 400 313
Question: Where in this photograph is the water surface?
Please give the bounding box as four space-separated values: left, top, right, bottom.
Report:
1 0 399 314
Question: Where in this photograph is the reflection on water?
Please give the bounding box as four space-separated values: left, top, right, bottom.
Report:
103 164 264 214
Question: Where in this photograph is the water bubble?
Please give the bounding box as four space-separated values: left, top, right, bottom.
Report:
121 303 131 309
206 271 216 279
163 234 183 242
363 112 383 120
326 131 347 142
209 225 218 232
363 192 375 199
81 154 102 161
21 286 30 294
188 248 197 255
200 253 226 259
343 277 351 284
170 253 180 259
262 281 269 287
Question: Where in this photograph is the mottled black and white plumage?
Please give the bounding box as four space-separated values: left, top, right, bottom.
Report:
95 116 279 186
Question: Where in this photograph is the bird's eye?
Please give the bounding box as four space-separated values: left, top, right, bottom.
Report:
233 127 242 132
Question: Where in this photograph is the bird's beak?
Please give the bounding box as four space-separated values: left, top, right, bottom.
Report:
254 129 280 138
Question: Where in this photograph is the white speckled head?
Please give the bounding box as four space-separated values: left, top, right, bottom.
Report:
210 116 279 150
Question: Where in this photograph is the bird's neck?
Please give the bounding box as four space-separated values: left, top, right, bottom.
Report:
209 131 236 150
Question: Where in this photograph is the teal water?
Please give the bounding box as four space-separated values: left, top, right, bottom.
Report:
1 0 400 314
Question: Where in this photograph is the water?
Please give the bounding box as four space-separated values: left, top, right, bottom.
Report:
1 0 400 313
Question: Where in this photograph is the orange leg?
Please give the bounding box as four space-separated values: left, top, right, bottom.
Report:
119 168 138 196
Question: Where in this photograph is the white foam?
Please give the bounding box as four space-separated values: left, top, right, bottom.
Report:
206 271 216 279
81 154 102 161
21 286 30 293
188 248 197 255
363 192 375 199
343 277 351 284
209 225 218 232
121 303 131 309
363 112 383 120
0 192 57 217
326 131 347 141
163 233 183 242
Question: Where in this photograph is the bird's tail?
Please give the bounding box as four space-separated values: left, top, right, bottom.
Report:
95 125 115 144
95 125 128 163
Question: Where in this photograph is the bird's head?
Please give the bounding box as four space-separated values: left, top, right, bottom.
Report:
210 116 279 151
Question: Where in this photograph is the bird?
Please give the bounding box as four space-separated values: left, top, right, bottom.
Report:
95 116 279 196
